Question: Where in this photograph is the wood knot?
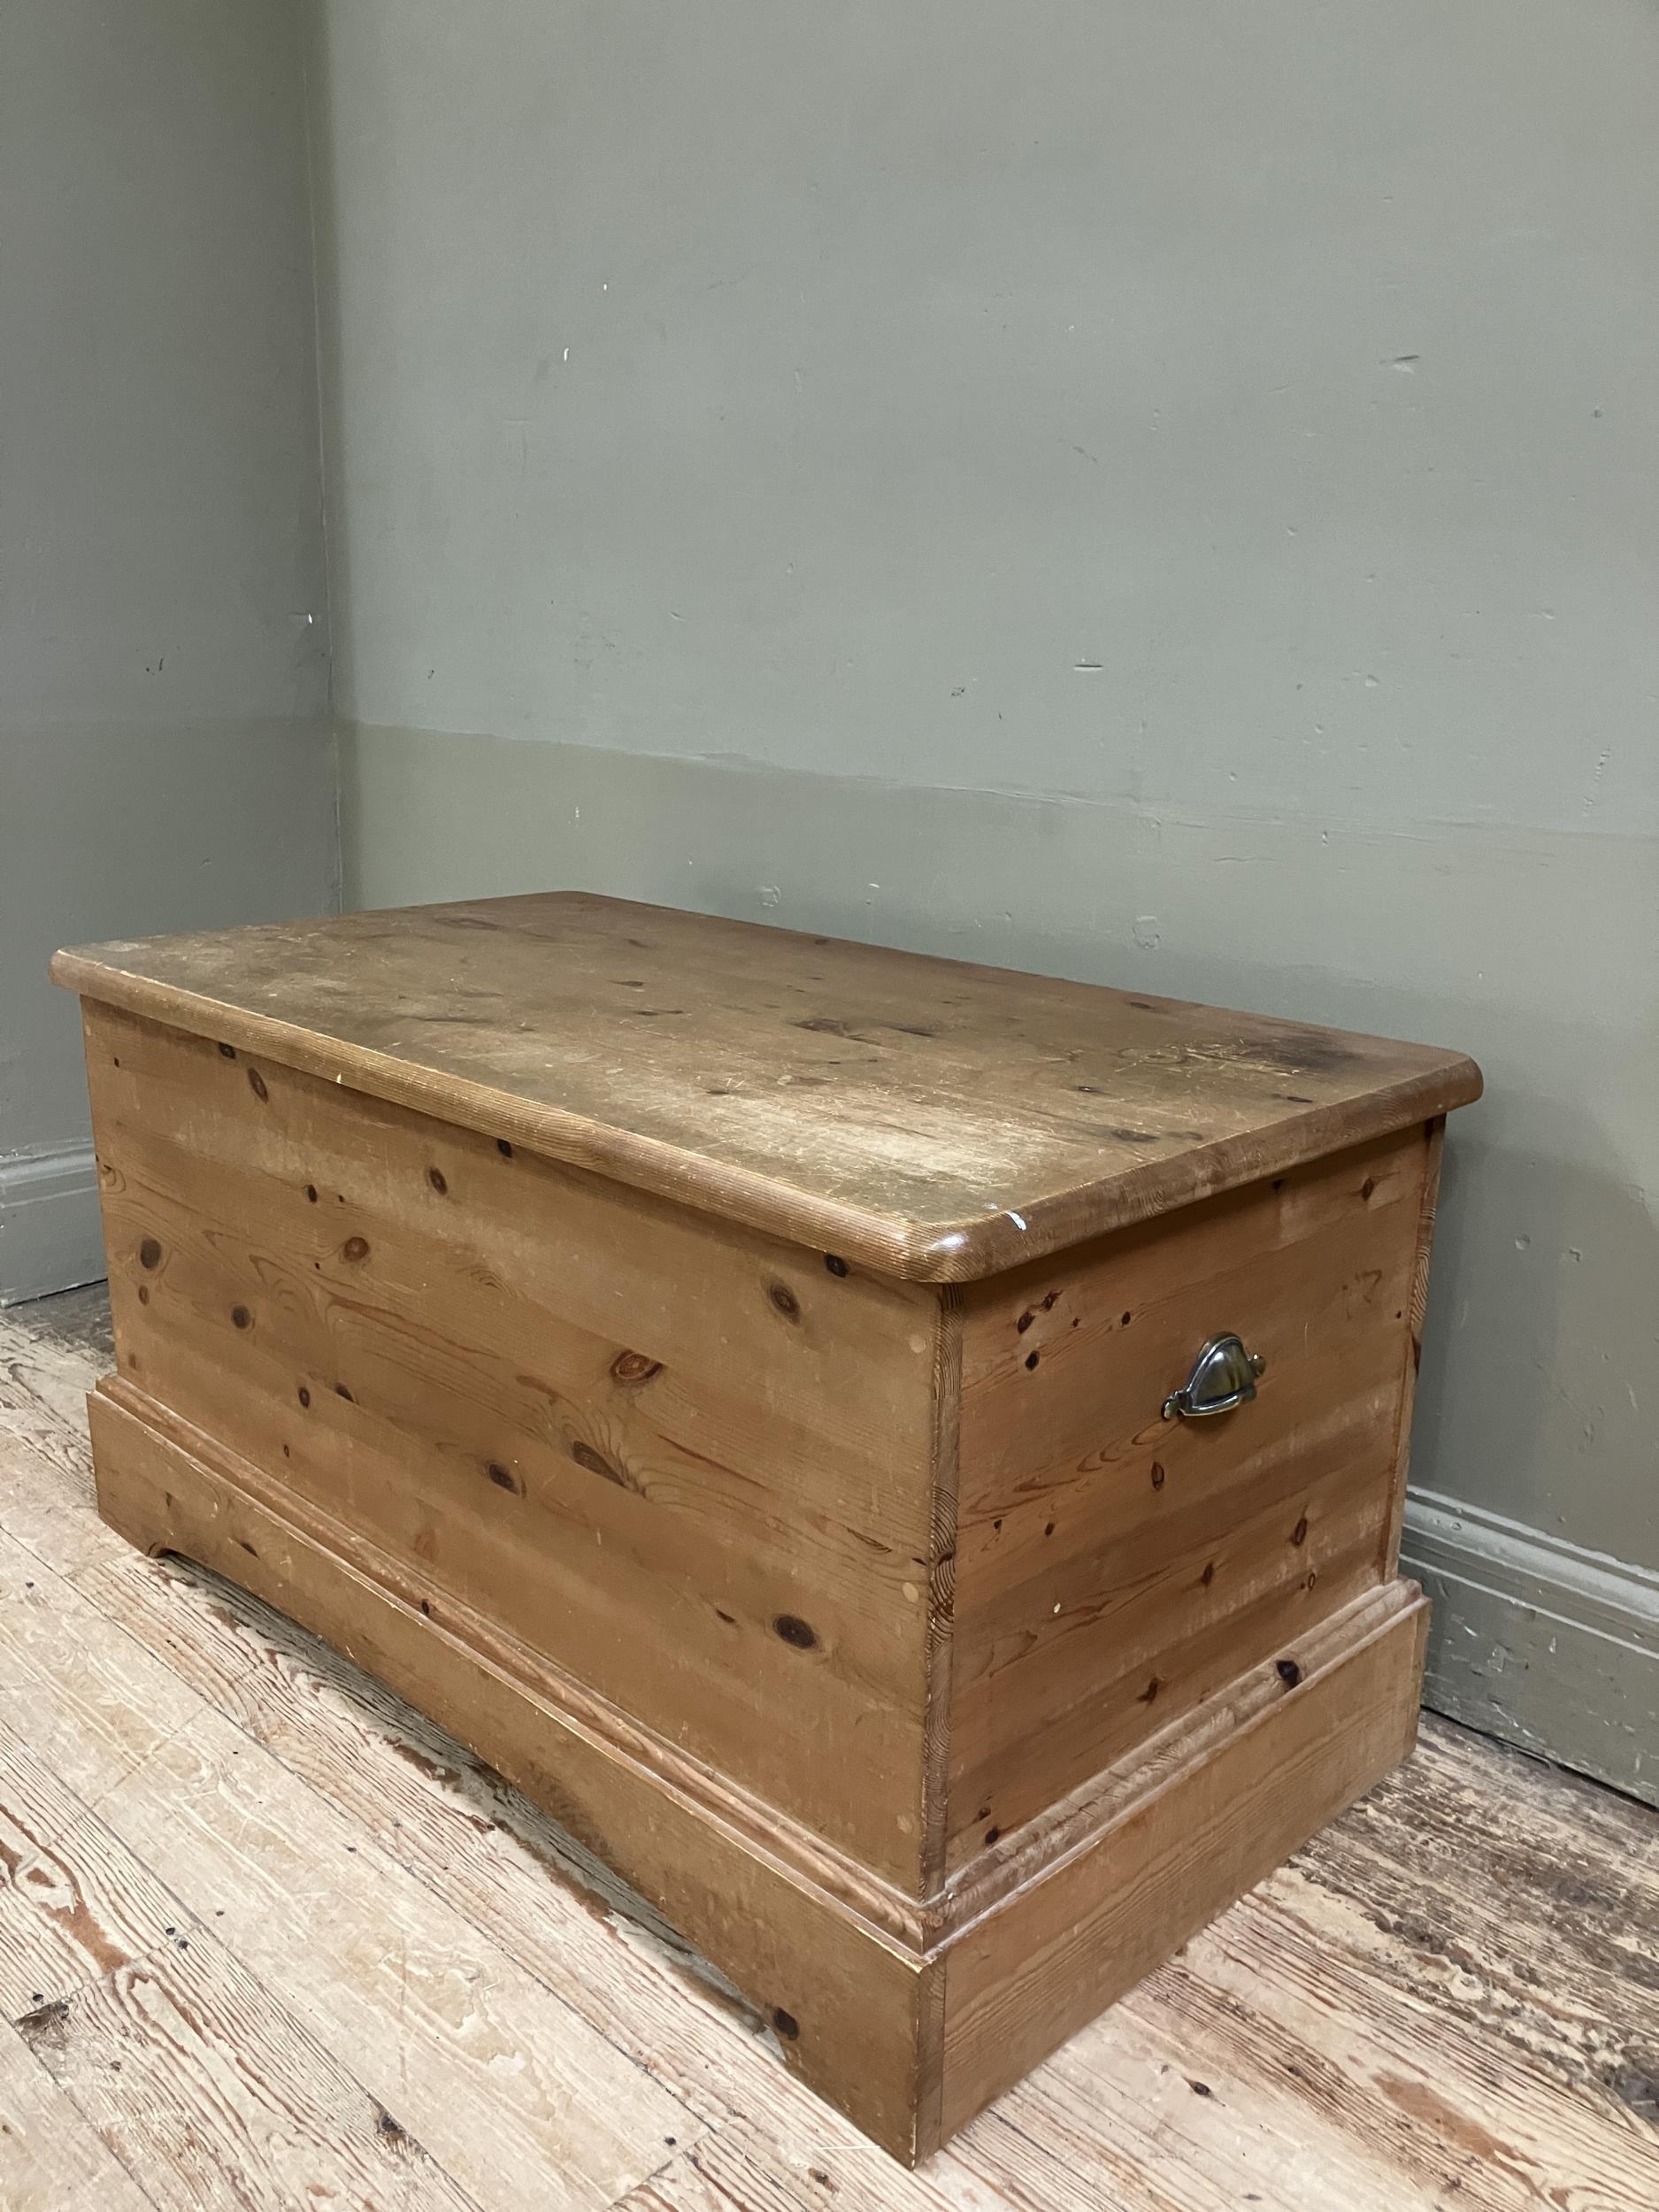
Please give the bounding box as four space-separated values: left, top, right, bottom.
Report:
296 1386 311 1408
611 1349 664 1386
231 1306 251 1331
772 1614 818 1650
218 1041 236 1060
767 1281 802 1322
496 1139 513 1157
1276 1658 1302 1688
247 1067 268 1102
824 1253 849 1277
572 1440 633 1490
16 1998 69 2042
342 1236 370 1263
1150 1462 1166 1490
426 1167 448 1194
486 1461 522 1494
1292 1514 1310 1547
771 2007 800 2040
139 1237 162 1270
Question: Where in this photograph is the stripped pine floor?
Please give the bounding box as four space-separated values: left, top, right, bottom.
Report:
1 1285 1655 2212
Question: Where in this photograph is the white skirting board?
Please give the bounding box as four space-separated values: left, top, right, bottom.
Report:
0 1144 105 1305
1403 1489 1659 1809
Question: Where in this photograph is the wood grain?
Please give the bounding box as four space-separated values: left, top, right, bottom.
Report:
77 1374 1442 2168
947 1127 1430 1862
0 1430 120 1582
935 1589 1429 2143
68 1003 1464 2155
52 891 1482 1280
88 1367 933 1939
3 1288 1657 2210
19 1939 480 2212
83 999 942 1885
0 1720 474 2211
617 2121 970 2212
1381 1116 1445 1578
95 1703 697 2212
1294 1720 1659 2130
1096 1883 1659 2212
50 894 1490 2163
1 1323 100 1494
0 2022 157 2212
73 1538 867 2148
82 1380 939 2162
951 1915 1659 2212
0 1719 177 2023
0 1529 698 2212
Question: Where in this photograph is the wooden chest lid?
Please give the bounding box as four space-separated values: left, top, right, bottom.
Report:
54 892 1480 1282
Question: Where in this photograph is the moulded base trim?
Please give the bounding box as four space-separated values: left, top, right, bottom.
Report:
87 1375 1430 2160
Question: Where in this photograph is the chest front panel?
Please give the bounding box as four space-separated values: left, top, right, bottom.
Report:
85 1002 944 1888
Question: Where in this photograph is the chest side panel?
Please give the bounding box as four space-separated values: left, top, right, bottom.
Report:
947 1125 1432 1870
84 1002 941 1887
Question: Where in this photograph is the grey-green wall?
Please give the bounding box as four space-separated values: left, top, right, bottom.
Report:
311 0 1659 1798
0 0 338 1301
119 0 1659 1797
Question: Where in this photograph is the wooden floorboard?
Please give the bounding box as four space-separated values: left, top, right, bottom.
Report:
1 1286 1655 2210
0 2019 157 2212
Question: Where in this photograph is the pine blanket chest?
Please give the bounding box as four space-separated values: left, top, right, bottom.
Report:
54 894 1481 2161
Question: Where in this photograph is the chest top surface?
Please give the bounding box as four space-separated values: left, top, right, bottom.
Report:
55 892 1479 1281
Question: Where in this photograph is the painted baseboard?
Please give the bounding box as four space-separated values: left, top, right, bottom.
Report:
0 1144 105 1305
1402 1489 1658 1808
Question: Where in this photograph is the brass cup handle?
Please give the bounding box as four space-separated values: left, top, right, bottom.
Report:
1163 1333 1266 1420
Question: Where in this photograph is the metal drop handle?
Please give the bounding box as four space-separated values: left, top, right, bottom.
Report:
1163 1333 1266 1420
